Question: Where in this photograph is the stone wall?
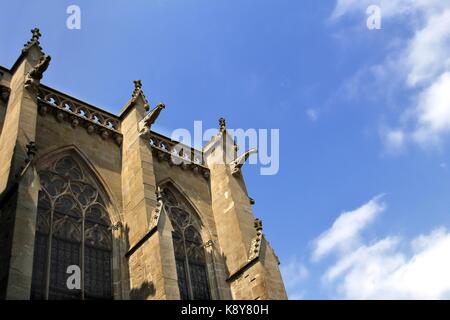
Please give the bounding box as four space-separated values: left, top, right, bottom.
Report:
0 189 17 299
35 108 123 210
152 155 232 299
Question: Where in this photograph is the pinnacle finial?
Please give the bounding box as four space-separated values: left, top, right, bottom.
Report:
134 80 142 89
31 28 41 42
219 117 226 132
23 27 43 53
128 80 151 112
26 141 37 159
131 80 150 111
132 80 142 97
156 186 162 201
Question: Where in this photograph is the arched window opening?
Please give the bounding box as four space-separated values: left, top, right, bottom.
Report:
31 156 112 300
161 187 211 300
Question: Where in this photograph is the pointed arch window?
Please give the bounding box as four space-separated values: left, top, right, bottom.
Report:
31 156 113 300
161 187 211 300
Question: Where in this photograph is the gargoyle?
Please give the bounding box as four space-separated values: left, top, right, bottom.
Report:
24 54 51 92
229 147 257 176
138 102 166 136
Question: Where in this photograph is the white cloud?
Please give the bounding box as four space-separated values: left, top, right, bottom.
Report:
314 196 450 299
281 257 309 300
312 195 385 261
382 128 406 153
412 72 450 145
331 1 450 149
306 108 319 122
405 10 450 87
331 0 448 21
323 227 450 299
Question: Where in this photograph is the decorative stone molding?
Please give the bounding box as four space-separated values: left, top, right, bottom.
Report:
24 54 51 93
203 239 214 248
226 219 265 282
148 133 210 179
37 86 123 145
152 147 210 179
110 221 124 238
229 147 258 176
248 218 263 261
125 187 165 258
110 221 123 231
16 141 38 179
149 187 164 230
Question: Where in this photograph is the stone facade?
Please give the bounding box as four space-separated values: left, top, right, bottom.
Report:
0 29 287 300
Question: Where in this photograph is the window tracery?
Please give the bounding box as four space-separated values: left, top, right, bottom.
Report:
161 187 211 300
31 156 112 300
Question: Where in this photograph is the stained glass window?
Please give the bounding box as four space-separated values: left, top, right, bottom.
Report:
30 156 112 300
162 188 211 300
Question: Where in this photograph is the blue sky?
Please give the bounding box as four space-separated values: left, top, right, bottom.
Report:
2 0 450 299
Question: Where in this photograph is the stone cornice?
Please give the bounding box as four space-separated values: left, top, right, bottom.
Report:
38 84 119 123
151 147 210 178
145 131 210 178
37 86 123 146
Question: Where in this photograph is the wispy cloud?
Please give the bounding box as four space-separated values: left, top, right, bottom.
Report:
312 195 386 261
315 195 450 299
323 227 450 299
381 128 405 154
331 1 450 150
306 108 319 122
412 72 450 146
281 257 309 300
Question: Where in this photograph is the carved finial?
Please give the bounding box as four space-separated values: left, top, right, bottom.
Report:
31 28 41 42
203 240 214 248
248 218 264 261
219 117 226 132
111 221 123 231
156 186 162 201
132 80 142 98
23 27 43 53
254 218 263 232
131 80 150 111
26 141 37 159
15 141 38 179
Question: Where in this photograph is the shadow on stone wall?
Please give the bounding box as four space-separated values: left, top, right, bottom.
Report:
129 281 155 300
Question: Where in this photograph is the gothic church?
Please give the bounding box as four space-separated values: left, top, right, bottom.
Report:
0 28 287 300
